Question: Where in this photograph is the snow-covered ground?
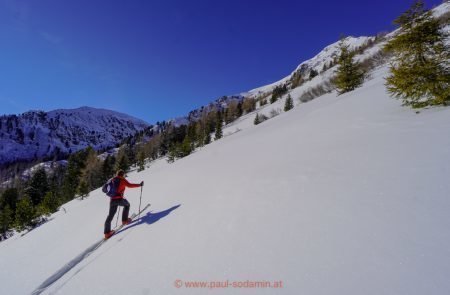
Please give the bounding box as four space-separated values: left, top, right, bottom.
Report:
247 36 373 96
1 64 450 295
1 3 449 292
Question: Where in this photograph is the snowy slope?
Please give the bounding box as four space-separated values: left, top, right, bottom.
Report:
246 1 449 98
1 3 449 293
246 36 373 96
1 65 450 295
0 106 149 165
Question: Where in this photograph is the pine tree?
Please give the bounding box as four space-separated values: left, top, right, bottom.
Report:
254 113 261 125
195 120 209 147
270 94 278 104
15 197 35 231
0 205 13 236
204 131 211 145
137 150 146 172
309 69 318 79
254 113 268 125
61 152 85 202
76 147 103 194
179 136 193 157
167 144 177 163
25 168 49 206
1 188 18 214
271 85 288 103
102 155 116 180
284 94 294 112
39 192 59 215
116 148 130 172
384 0 450 108
334 39 365 95
77 180 89 200
214 111 223 140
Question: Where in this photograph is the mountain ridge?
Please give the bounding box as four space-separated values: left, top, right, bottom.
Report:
0 106 149 166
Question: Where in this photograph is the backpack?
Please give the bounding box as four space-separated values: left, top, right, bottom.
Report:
102 177 121 197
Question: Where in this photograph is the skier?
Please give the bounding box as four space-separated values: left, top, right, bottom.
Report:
104 170 144 239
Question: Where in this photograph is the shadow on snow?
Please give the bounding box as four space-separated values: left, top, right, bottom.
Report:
31 204 181 295
115 204 181 236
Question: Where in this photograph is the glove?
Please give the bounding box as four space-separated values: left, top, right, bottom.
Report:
140 181 144 187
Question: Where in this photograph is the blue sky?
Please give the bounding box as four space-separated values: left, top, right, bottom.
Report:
0 0 444 123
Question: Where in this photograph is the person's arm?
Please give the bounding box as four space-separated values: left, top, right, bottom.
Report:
123 178 142 188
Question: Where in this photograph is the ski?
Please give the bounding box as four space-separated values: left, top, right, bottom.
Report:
103 203 151 240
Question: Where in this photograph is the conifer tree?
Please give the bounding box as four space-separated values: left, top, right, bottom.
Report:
334 39 365 95
384 0 450 107
25 168 49 206
204 131 211 145
167 144 177 163
284 94 294 112
270 95 278 104
77 180 89 200
15 197 35 231
137 150 146 172
61 151 87 201
271 85 288 103
116 148 130 172
179 136 193 157
1 188 18 214
309 69 318 79
102 155 116 180
39 192 59 215
80 147 103 191
0 205 13 236
215 111 223 140
254 113 268 125
254 113 261 125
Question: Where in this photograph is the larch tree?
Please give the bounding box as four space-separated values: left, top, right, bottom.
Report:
384 0 450 108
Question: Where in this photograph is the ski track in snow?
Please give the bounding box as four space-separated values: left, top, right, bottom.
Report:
1 4 450 294
31 206 155 295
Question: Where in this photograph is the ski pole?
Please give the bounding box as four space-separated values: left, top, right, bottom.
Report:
138 185 143 218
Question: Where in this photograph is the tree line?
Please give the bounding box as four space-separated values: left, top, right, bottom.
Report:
1 0 447 240
333 0 449 106
0 97 258 239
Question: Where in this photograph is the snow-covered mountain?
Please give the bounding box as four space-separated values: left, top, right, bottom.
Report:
246 1 449 97
248 36 375 96
2 64 450 294
0 106 149 166
0 2 449 294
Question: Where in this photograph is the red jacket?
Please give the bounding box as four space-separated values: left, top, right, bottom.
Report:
111 176 141 200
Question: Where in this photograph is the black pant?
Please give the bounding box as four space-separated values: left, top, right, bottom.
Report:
104 198 130 234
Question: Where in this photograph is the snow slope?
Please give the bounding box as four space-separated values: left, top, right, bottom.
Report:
246 36 373 96
1 65 450 295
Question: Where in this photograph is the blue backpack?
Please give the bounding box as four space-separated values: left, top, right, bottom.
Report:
102 177 121 197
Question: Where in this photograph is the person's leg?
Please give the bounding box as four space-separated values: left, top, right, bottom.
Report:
104 200 119 234
120 199 130 222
